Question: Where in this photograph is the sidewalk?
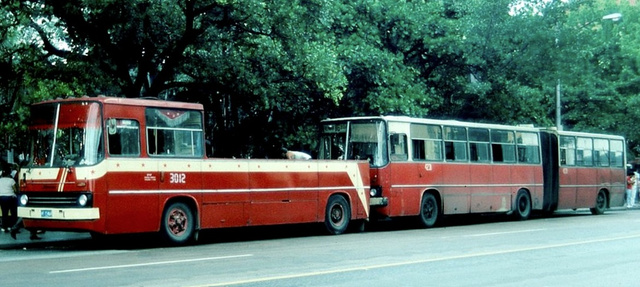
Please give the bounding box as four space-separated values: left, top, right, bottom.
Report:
0 230 91 249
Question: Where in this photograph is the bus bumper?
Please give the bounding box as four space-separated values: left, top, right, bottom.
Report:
18 207 100 220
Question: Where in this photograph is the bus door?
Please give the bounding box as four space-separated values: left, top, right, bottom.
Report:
442 126 470 214
468 128 495 213
557 136 578 209
389 132 417 216
105 118 161 234
573 137 596 208
576 138 609 207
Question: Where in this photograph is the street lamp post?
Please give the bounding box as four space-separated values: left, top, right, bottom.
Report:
556 12 622 131
556 79 561 130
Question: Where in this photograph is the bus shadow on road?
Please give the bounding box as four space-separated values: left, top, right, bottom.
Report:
39 223 330 251
36 209 608 251
364 208 599 233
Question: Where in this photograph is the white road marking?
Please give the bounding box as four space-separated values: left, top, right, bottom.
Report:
194 233 640 286
465 228 547 237
49 254 253 274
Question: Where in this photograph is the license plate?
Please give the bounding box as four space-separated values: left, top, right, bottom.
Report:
41 210 52 218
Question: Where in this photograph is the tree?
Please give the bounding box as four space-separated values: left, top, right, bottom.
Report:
455 0 555 126
2 0 639 159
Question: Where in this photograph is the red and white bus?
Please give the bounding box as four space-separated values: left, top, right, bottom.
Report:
16 96 370 244
319 116 626 226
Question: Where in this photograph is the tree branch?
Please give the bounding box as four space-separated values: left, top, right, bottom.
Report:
29 20 71 58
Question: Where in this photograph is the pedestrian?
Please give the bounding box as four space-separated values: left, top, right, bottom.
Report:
10 217 41 240
636 170 640 207
282 148 311 160
0 168 17 232
626 170 637 208
6 163 41 240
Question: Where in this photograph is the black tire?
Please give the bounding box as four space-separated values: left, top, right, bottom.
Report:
324 195 350 235
514 190 532 220
161 202 195 245
419 193 439 228
590 190 607 215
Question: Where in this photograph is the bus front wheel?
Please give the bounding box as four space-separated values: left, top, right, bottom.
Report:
325 195 351 235
161 202 195 245
419 193 439 228
590 190 607 215
514 190 531 220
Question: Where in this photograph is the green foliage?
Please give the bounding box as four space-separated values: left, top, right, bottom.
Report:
1 0 640 158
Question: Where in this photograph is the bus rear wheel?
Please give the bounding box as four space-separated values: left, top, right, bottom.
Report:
324 195 350 235
514 190 531 220
161 202 195 245
590 190 607 215
419 193 439 228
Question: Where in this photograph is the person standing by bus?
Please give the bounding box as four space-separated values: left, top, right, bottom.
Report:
282 148 312 160
636 169 640 205
626 170 637 208
0 168 17 232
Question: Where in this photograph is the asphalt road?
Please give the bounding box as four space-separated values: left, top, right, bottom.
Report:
1 208 639 287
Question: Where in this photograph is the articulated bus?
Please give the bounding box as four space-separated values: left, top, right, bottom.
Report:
17 96 370 245
319 116 626 226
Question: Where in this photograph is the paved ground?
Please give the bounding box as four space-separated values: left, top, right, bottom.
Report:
0 229 91 249
0 206 636 249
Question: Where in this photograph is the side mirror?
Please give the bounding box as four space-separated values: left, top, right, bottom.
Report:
107 118 117 135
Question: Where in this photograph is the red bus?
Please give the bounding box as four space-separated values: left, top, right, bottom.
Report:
16 96 370 244
319 116 626 226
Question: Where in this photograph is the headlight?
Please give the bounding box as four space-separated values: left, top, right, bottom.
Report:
19 194 28 206
370 187 378 197
77 194 88 206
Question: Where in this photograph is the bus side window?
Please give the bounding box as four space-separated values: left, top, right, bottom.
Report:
411 124 443 161
594 138 609 167
560 136 576 166
469 128 490 162
516 132 540 164
444 126 467 162
491 130 516 163
610 140 624 167
146 108 204 158
390 134 408 161
576 137 593 166
107 119 140 157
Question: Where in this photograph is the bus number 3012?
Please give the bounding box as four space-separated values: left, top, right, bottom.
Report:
170 173 186 184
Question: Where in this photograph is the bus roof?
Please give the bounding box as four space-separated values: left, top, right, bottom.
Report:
323 116 625 140
543 128 625 141
33 95 204 111
322 115 542 132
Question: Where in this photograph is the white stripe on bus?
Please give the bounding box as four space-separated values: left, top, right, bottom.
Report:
108 186 371 195
391 183 544 188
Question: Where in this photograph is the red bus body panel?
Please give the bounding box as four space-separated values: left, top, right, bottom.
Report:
19 97 370 235
322 116 626 221
376 162 543 218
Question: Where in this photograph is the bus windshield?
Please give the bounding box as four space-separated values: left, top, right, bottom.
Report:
28 102 104 167
320 119 388 167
